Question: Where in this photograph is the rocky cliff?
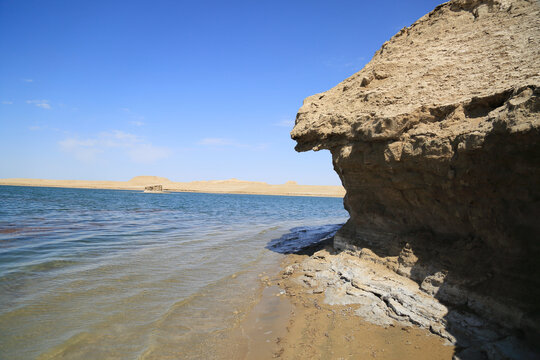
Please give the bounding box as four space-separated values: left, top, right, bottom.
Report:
291 0 540 357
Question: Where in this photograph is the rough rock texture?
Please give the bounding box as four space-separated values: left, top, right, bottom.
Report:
291 0 540 358
284 248 538 359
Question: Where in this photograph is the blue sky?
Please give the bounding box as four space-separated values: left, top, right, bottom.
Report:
0 0 442 185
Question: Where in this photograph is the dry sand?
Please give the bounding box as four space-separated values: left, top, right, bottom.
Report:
0 175 345 198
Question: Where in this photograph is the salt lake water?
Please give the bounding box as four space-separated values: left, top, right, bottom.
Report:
0 186 347 359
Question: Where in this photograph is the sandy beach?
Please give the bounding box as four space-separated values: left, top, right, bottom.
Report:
0 176 345 198
212 241 455 360
270 254 454 359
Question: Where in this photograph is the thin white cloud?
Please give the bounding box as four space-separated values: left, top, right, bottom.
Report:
60 138 97 148
59 138 102 162
26 99 51 109
1 100 13 105
28 124 65 132
128 143 170 163
101 130 139 145
59 130 170 163
274 119 295 128
121 107 145 126
22 79 34 83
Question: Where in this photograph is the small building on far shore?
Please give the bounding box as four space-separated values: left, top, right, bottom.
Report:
144 184 167 193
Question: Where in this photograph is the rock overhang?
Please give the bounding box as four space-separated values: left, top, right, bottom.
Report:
290 0 540 356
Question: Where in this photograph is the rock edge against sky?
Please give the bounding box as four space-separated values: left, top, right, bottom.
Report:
292 0 540 357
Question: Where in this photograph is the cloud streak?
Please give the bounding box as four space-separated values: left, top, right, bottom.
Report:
26 99 51 109
121 107 145 126
60 130 170 163
274 119 295 128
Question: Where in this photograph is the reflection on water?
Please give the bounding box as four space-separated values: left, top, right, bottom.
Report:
0 186 347 359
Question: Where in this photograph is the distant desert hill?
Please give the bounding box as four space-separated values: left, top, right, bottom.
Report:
128 176 173 184
0 176 345 198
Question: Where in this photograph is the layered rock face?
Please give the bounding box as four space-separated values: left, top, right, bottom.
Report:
292 0 540 355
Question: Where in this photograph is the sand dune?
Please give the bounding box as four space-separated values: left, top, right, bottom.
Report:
0 176 345 198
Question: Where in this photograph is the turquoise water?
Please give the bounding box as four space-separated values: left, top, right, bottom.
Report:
0 186 347 359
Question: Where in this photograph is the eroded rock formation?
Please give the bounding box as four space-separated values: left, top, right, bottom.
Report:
291 0 540 357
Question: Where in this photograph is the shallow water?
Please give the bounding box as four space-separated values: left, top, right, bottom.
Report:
0 186 347 359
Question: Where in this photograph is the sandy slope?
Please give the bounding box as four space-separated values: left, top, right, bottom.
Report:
0 176 345 198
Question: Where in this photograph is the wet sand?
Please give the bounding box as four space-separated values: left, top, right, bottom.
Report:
0 176 345 198
222 252 455 360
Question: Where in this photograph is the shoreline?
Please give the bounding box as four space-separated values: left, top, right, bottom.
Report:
223 241 455 359
0 177 345 198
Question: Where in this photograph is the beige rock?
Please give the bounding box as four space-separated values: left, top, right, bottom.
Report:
292 0 540 358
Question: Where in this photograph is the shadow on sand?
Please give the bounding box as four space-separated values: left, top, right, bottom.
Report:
265 224 539 360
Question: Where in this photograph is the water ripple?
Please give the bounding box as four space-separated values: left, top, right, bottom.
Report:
0 186 348 359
